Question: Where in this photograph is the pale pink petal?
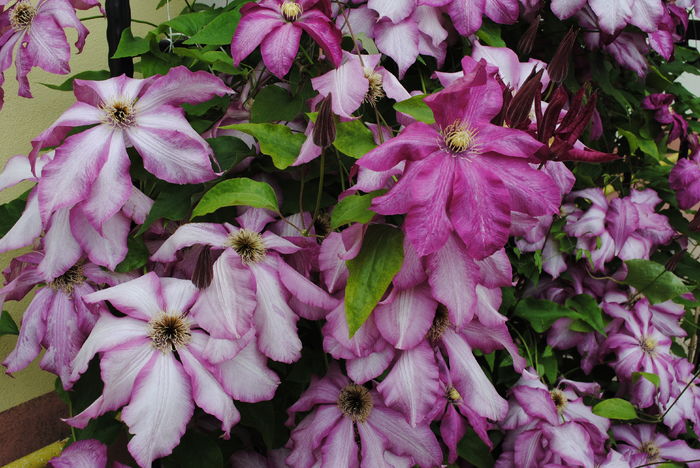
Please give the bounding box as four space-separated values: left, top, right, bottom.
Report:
121 352 194 468
589 0 632 34
0 191 42 253
377 342 441 426
38 208 82 281
311 53 368 119
513 386 559 424
49 439 107 468
261 231 301 254
346 346 395 384
2 288 53 374
368 0 416 23
446 0 486 35
26 14 70 74
160 277 199 314
629 0 664 33
137 66 232 113
83 273 165 321
374 19 419 78
277 257 338 309
250 261 302 363
215 339 280 402
319 232 349 294
70 209 129 271
356 419 391 468
40 291 83 385
551 0 587 19
374 285 436 350
514 429 545 468
0 155 35 190
179 348 240 437
543 422 594 466
191 250 256 339
151 223 229 262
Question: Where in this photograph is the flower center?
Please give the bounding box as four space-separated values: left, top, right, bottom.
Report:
426 304 449 343
363 69 385 105
10 2 37 31
227 229 267 264
337 384 373 423
102 99 136 128
446 386 462 403
280 1 302 21
640 441 660 461
49 265 86 294
148 313 192 353
640 336 657 355
550 389 568 413
441 121 479 155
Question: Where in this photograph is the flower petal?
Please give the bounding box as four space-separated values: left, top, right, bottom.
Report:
151 223 229 263
38 208 82 281
2 288 53 375
261 22 302 78
374 285 436 350
231 8 283 66
298 10 343 67
214 339 280 402
83 273 165 321
136 66 232 113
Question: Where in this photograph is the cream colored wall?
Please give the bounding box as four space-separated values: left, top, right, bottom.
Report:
0 1 183 412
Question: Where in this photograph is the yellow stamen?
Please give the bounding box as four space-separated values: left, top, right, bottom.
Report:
280 1 303 21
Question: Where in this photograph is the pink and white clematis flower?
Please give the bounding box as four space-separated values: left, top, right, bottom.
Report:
67 273 280 468
0 0 95 109
151 209 338 363
31 66 231 229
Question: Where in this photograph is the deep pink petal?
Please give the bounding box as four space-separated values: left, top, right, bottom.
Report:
261 22 302 78
446 0 486 35
358 122 437 171
298 11 343 67
121 352 194 468
491 157 561 216
231 8 283 66
49 439 108 468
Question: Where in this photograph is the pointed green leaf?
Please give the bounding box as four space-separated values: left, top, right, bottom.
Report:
623 259 691 304
632 371 660 388
345 225 404 336
192 177 279 219
592 398 637 420
393 94 435 124
0 310 19 336
184 9 241 45
112 28 150 59
115 237 150 273
330 192 383 229
41 70 110 91
564 294 607 334
333 120 377 159
221 123 304 169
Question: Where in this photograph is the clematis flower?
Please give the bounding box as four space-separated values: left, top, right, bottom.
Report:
1 252 131 387
643 93 688 142
663 359 700 437
366 0 450 24
31 66 231 229
151 209 338 363
670 145 700 209
67 273 280 468
231 0 342 78
285 364 442 467
357 58 559 258
0 0 93 109
613 424 700 467
443 0 520 36
49 439 129 468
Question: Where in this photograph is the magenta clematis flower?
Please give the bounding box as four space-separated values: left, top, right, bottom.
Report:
613 424 700 467
151 209 338 363
231 0 342 79
642 93 688 142
1 252 131 387
357 59 559 258
670 144 700 210
0 0 93 109
285 364 442 468
31 66 231 229
67 273 280 468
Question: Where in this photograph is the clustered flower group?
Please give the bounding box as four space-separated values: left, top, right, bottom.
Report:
1 0 700 467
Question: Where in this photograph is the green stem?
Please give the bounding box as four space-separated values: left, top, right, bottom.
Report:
78 15 104 21
313 152 326 222
131 18 159 28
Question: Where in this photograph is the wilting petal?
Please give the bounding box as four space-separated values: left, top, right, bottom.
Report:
191 250 256 340
2 288 53 375
250 262 302 363
441 329 507 420
260 22 302 78
374 285 436 350
179 348 239 437
151 223 229 262
84 273 165 321
377 342 441 426
426 234 477 326
121 352 194 468
215 339 280 402
441 404 467 462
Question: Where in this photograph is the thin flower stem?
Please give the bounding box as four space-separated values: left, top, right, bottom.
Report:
131 18 159 28
510 326 533 367
313 152 326 222
340 6 365 68
67 399 77 442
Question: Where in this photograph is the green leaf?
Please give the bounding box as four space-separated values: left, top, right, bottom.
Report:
115 237 149 273
592 398 637 420
0 194 27 238
623 259 691 304
456 428 495 468
333 120 377 159
632 371 661 388
0 310 19 336
476 20 506 47
41 70 110 91
165 430 224 468
172 47 238 74
192 177 279 219
251 85 305 123
617 129 639 153
355 32 379 54
163 10 219 36
112 28 150 59
136 185 200 236
330 192 382 229
637 138 660 160
206 136 253 171
564 294 607 334
184 9 241 45
221 123 304 169
345 225 404 336
514 298 578 333
393 94 436 124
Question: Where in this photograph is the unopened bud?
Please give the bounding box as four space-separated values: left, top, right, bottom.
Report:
518 16 540 56
548 27 578 83
313 93 336 148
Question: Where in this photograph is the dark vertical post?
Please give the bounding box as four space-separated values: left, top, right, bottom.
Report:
105 0 134 77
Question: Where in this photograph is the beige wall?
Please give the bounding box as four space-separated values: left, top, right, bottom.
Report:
0 1 183 412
